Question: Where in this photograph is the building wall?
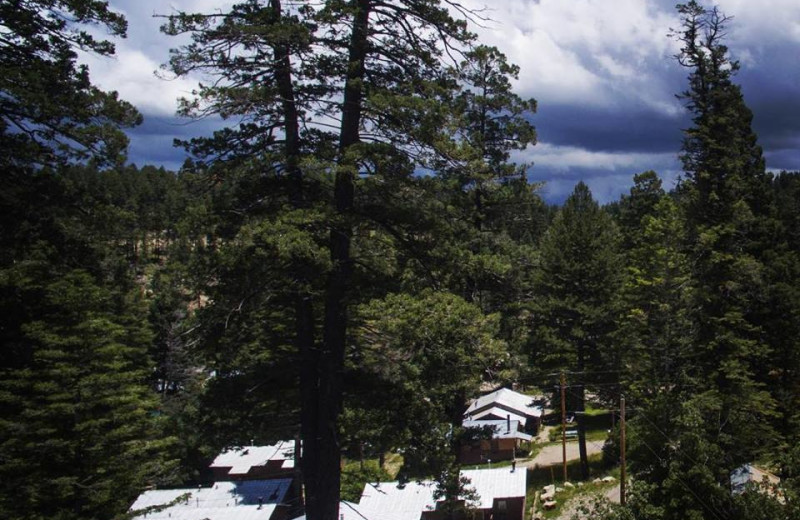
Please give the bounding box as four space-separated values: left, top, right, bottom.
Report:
458 438 517 465
420 497 524 520
212 464 295 481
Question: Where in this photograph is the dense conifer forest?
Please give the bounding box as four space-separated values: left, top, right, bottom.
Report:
1 1 798 519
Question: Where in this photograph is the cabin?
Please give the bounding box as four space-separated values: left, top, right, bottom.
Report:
129 479 293 520
210 440 297 481
464 388 543 433
731 464 783 502
354 467 527 520
459 419 532 464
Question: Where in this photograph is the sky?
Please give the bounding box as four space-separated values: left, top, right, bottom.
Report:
82 0 800 204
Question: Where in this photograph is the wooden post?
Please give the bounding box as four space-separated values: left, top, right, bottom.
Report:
561 371 568 482
620 396 626 506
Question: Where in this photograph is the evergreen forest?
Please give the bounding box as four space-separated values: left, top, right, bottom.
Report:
1 1 799 519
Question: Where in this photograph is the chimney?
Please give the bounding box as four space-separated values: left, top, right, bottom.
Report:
506 414 511 434
511 460 516 473
258 497 264 509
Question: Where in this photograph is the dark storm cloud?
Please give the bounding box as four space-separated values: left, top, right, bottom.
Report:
126 115 228 172
96 0 800 204
535 103 687 155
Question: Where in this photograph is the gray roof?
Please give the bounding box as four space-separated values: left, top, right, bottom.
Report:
462 419 533 441
129 479 292 520
355 467 527 520
464 388 543 419
211 441 296 475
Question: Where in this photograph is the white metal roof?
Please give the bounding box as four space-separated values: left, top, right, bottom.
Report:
130 480 291 520
460 467 527 509
464 388 543 419
131 505 276 520
358 481 437 520
731 464 781 494
462 420 533 441
356 467 526 520
211 441 296 474
469 407 529 425
291 501 364 520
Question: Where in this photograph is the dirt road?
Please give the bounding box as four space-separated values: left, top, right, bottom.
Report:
522 440 604 467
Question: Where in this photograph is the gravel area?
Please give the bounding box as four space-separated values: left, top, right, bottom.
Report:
522 440 604 468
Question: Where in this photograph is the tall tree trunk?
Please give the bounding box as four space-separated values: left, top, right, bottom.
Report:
307 3 371 520
269 1 314 517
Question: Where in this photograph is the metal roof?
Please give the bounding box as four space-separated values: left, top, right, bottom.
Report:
731 464 781 494
358 481 437 520
129 479 292 520
462 420 533 441
464 388 543 419
469 407 529 425
131 505 275 520
460 467 527 509
292 501 364 520
211 441 296 474
355 467 527 520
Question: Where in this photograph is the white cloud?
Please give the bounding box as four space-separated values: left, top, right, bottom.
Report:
513 141 682 203
458 0 682 114
79 0 797 202
515 142 676 172
715 0 800 45
78 0 238 116
82 46 198 115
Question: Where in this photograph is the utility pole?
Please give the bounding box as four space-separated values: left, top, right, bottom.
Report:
620 395 626 506
561 371 567 482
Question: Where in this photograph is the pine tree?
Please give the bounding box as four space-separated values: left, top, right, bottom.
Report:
617 175 693 404
530 181 621 479
0 0 141 169
614 177 703 520
160 3 534 520
0 257 176 520
674 0 777 477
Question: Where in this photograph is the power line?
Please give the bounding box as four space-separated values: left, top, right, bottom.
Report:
635 435 727 520
627 408 713 480
341 499 373 520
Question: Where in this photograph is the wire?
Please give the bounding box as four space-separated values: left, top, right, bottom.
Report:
629 409 713 481
635 435 727 520
341 499 374 520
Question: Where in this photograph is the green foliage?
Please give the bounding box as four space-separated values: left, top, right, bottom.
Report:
350 291 507 477
0 264 177 520
432 462 480 520
606 5 797 520
340 460 391 503
617 184 694 403
530 181 621 383
675 0 778 470
0 0 141 167
0 162 187 519
160 5 542 520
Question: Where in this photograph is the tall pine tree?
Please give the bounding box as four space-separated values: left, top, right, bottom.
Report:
530 181 621 479
160 3 536 520
675 0 777 477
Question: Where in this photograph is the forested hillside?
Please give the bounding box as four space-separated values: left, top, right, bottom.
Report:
0 1 798 520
